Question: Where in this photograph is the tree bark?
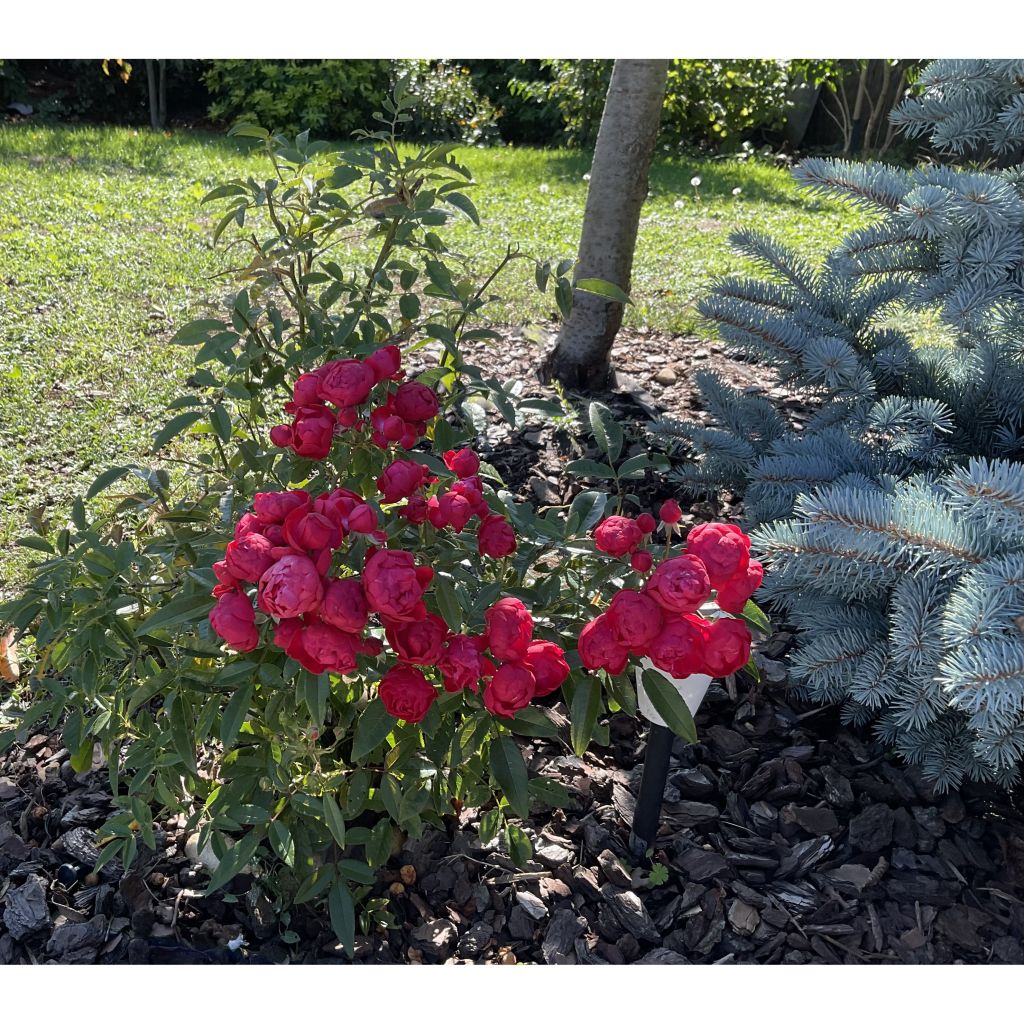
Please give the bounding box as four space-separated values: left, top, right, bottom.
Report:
542 59 669 390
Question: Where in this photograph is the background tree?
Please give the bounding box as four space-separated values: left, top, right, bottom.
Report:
542 59 669 390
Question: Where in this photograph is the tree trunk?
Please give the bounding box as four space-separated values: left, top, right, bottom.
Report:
542 59 669 390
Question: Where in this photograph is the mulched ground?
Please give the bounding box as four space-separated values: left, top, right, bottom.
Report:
2 329 1023 964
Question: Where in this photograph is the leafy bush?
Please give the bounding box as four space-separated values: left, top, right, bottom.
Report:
509 60 613 148
204 60 391 139
390 60 500 144
653 59 1024 790
0 89 728 950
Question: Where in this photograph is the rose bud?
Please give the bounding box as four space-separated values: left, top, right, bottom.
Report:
377 459 431 504
346 502 378 534
213 559 238 587
209 590 259 652
478 514 517 558
393 381 439 423
269 424 294 449
452 476 488 515
523 640 570 697
317 358 375 408
648 615 709 678
427 492 475 533
301 621 361 675
606 589 664 653
224 532 276 583
702 618 752 678
659 499 683 525
483 663 537 718
289 405 337 460
385 613 449 665
593 515 643 558
686 522 751 587
484 597 534 661
630 550 653 573
283 508 342 553
716 560 764 615
257 554 324 619
437 634 489 693
320 577 369 634
293 373 322 406
233 512 265 539
399 494 429 524
577 613 629 675
378 664 437 723
365 344 402 382
636 513 656 535
254 489 311 525
363 548 432 622
337 407 359 429
443 448 481 479
644 555 711 614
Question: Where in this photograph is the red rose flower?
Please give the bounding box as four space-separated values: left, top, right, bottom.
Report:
478 514 517 558
378 664 437 723
346 502 378 534
659 500 683 525
606 589 664 653
233 512 265 538
283 508 342 553
716 560 764 615
443 448 481 479
269 424 293 448
393 381 439 423
320 577 369 634
365 344 402 383
686 522 751 587
377 459 431 504
386 613 449 665
451 476 488 516
302 621 361 674
427 491 475 533
224 532 276 583
702 617 752 677
209 590 259 652
483 663 537 718
644 555 711 614
317 359 375 408
648 614 708 678
293 373 322 405
523 640 570 697
630 550 653 573
288 405 337 460
213 559 237 586
363 549 432 622
399 494 429 524
254 490 311 525
257 554 324 619
484 597 533 661
578 613 630 675
636 513 656 535
437 634 491 694
594 515 643 558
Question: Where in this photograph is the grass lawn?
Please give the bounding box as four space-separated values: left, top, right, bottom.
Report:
0 124 868 588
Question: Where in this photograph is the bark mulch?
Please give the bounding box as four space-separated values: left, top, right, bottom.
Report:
2 330 1022 964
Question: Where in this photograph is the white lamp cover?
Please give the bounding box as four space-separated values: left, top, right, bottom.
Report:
636 659 714 726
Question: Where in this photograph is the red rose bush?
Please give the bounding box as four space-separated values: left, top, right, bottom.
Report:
580 508 764 684
209 345 563 732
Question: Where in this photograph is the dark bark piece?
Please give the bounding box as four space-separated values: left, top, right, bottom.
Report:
666 801 720 828
410 919 457 962
601 885 661 944
792 805 840 836
515 890 549 921
849 803 895 853
45 915 108 964
671 768 716 800
674 847 731 882
636 948 690 964
596 848 634 889
542 908 586 964
457 921 493 958
3 874 51 940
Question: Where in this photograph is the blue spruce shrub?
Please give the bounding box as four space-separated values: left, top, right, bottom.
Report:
653 59 1024 789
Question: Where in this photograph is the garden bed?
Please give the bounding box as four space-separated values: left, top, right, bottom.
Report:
2 338 1022 965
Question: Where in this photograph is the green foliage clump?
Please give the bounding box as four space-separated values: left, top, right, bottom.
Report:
654 59 1024 790
204 60 392 139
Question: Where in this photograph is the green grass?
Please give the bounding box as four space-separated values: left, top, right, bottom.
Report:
0 124 868 588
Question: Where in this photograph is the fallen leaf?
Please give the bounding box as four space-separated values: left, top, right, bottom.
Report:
0 630 20 683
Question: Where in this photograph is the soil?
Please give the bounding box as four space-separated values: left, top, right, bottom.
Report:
2 329 1022 965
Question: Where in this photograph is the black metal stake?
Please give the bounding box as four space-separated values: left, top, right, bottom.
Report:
628 722 674 860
